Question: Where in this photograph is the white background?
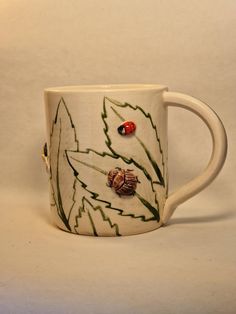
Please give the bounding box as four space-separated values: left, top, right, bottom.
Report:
0 1 236 313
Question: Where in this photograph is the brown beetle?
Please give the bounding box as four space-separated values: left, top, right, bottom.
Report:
107 167 139 196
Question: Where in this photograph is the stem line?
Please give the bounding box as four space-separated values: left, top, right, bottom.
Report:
70 156 108 175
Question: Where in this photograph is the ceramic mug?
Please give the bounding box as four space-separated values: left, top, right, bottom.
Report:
43 84 227 236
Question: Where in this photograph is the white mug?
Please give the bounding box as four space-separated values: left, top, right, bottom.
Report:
43 84 227 236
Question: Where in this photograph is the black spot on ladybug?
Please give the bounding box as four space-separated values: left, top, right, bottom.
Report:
117 121 136 136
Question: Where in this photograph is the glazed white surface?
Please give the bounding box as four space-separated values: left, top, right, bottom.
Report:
45 88 168 235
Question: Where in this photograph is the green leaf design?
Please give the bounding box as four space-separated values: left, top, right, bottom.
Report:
102 97 165 189
74 197 121 236
49 98 79 231
66 150 160 222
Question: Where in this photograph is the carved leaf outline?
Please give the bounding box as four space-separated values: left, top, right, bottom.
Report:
49 98 79 231
74 197 121 236
66 149 160 222
102 97 166 190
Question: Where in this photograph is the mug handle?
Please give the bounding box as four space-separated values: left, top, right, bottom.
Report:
162 92 227 224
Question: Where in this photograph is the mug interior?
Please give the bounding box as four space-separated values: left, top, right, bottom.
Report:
44 84 167 93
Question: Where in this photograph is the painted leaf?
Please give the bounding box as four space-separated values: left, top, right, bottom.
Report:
66 149 160 222
73 197 120 236
102 97 165 189
49 98 79 231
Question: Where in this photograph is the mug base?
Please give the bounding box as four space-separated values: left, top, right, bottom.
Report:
54 221 164 237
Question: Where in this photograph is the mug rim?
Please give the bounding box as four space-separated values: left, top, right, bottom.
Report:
44 84 168 93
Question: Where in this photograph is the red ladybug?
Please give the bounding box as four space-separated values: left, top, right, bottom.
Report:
117 121 136 136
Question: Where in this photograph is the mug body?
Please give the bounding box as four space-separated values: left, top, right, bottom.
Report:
44 84 168 236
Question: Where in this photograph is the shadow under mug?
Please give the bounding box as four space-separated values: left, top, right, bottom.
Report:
43 84 227 236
